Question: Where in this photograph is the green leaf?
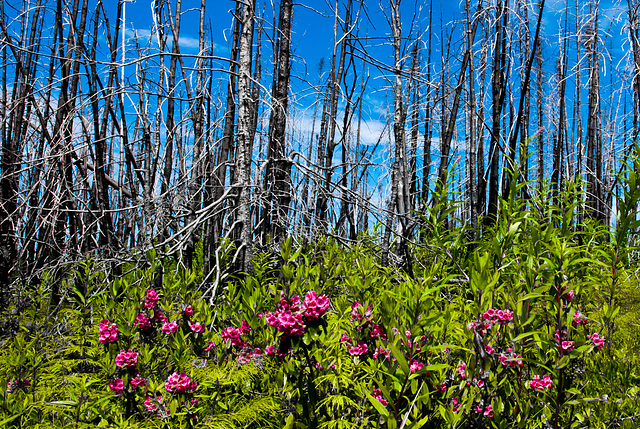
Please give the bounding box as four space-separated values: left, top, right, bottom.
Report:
389 342 410 375
511 331 541 343
367 393 389 417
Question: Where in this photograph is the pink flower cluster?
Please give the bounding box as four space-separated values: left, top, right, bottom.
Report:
348 341 369 356
165 372 197 393
109 378 124 394
456 362 466 379
371 388 388 406
6 379 29 394
144 288 159 309
135 313 152 330
410 361 425 373
499 348 523 367
572 311 589 327
472 403 493 416
587 332 605 349
266 308 305 337
161 320 178 334
184 305 193 316
144 395 167 417
221 320 250 347
190 322 205 333
98 319 119 344
481 308 514 325
131 374 146 389
554 330 574 352
115 349 138 368
300 291 330 319
529 374 553 390
154 310 168 323
372 346 390 359
370 323 388 341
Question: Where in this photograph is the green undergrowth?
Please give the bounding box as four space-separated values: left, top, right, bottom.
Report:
2 160 640 428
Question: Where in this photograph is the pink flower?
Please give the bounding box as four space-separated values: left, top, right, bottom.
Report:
474 404 483 414
371 388 388 406
340 334 351 343
301 291 330 319
266 309 306 337
565 289 575 302
220 326 245 347
184 305 193 316
484 404 493 417
372 346 390 359
560 341 575 352
190 322 205 333
131 374 146 389
204 341 215 352
240 319 251 334
456 362 466 379
572 311 589 327
410 361 425 373
452 398 460 413
98 319 119 344
315 361 324 370
153 310 168 323
161 320 178 334
109 378 124 394
529 374 553 390
485 343 494 355
348 341 369 356
144 288 159 309
587 333 605 349
144 395 163 413
499 350 523 367
165 372 197 393
115 349 138 368
265 345 276 356
437 382 447 392
135 314 152 330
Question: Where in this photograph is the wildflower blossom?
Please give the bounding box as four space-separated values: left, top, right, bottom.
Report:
372 346 390 360
109 378 124 394
115 349 138 368
456 362 467 379
348 341 369 356
165 372 197 393
144 288 159 309
410 361 425 373
135 313 152 330
452 398 460 413
371 388 388 406
184 305 193 316
204 341 215 352
572 311 589 327
161 320 179 334
265 308 305 337
300 291 330 319
264 345 276 356
587 333 605 349
220 326 246 347
98 319 119 344
499 348 523 367
153 310 168 323
529 374 553 390
144 395 163 413
370 324 388 341
131 374 146 389
190 322 205 333
484 404 493 417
